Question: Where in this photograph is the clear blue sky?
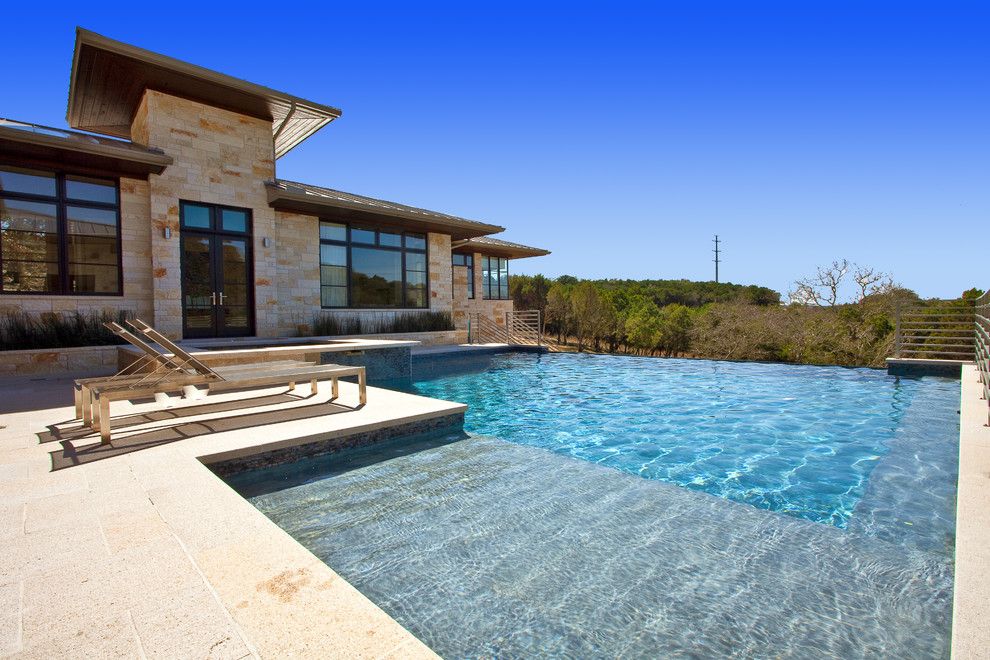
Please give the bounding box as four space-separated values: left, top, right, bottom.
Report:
3 2 986 299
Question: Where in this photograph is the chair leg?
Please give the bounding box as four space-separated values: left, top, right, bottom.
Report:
99 395 111 444
331 377 339 400
358 370 367 406
288 381 295 392
74 385 82 419
311 378 318 394
82 386 93 427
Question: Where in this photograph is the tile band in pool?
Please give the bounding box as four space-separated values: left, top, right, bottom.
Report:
206 412 464 477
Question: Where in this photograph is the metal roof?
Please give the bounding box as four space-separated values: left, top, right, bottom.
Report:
67 28 341 158
267 179 505 240
0 118 173 176
455 235 551 259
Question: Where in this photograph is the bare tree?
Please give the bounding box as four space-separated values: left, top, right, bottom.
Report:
853 265 888 302
790 259 849 306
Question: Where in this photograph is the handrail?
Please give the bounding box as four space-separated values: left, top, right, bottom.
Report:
469 310 544 347
893 301 976 361
974 290 990 424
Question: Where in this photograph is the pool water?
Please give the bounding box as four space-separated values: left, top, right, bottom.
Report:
226 352 960 658
406 352 957 529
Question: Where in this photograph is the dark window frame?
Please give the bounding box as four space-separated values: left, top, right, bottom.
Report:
0 167 122 296
178 200 256 338
482 255 511 300
319 221 430 310
452 253 474 299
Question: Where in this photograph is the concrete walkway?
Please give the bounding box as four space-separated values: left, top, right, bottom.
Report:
0 374 452 658
952 365 990 660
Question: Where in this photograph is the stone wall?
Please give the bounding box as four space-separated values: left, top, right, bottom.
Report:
0 177 154 323
0 346 119 378
130 90 278 339
274 211 321 336
451 251 514 332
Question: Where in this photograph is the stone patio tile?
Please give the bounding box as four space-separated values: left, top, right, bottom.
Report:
18 609 141 659
0 503 24 540
100 508 173 554
0 520 108 583
0 611 21 656
130 584 252 660
194 538 434 659
23 491 99 534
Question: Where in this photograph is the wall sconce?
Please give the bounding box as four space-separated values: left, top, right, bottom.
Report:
263 237 272 248
163 227 172 239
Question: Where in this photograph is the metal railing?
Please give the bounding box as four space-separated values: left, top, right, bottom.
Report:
504 310 543 347
468 310 544 347
975 290 989 420
893 301 976 360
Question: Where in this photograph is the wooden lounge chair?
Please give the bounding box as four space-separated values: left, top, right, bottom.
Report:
73 322 316 425
86 320 367 444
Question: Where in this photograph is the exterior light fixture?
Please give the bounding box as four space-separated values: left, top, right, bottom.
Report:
164 227 171 239
263 237 272 248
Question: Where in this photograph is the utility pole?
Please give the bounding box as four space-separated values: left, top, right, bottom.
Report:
713 234 722 283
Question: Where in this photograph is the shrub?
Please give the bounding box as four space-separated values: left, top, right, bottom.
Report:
0 310 131 351
309 310 454 336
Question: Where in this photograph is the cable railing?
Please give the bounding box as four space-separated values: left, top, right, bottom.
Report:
975 290 989 422
893 301 976 360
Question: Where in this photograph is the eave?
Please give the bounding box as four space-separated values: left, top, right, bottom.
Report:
67 28 341 159
0 119 172 177
267 180 505 241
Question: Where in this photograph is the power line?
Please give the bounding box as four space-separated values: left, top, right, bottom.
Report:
713 235 722 283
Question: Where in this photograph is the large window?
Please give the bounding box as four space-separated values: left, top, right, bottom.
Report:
319 221 428 308
0 167 121 295
452 253 474 299
482 256 510 300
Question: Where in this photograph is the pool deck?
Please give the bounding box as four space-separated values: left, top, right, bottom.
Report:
0 373 458 658
952 364 990 660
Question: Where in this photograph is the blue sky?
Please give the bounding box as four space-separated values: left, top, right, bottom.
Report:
3 2 986 299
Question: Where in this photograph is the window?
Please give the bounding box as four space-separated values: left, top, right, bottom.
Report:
482 256 510 300
452 253 474 299
319 221 428 308
0 167 120 294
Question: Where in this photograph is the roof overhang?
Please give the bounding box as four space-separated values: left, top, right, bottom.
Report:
266 181 504 241
0 119 172 177
67 28 341 158
452 237 551 259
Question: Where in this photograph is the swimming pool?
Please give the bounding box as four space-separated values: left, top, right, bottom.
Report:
226 352 960 657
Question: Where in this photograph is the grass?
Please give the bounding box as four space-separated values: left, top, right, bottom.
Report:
309 310 454 336
0 310 130 351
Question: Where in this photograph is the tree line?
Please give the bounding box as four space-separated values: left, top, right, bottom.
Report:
509 270 981 368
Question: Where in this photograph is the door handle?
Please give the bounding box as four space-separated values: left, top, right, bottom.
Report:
219 292 226 306
210 292 216 306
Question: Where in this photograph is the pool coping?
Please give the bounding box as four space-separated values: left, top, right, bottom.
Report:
951 364 990 660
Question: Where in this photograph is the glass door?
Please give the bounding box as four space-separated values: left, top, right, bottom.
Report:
180 202 254 338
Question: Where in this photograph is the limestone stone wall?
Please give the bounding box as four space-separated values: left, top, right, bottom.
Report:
0 345 119 377
0 177 154 322
428 233 452 312
130 90 278 339
451 251 514 331
274 211 321 335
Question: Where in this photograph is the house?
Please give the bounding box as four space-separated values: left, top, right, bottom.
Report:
0 28 549 342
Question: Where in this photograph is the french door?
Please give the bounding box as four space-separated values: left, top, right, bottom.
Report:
180 202 254 338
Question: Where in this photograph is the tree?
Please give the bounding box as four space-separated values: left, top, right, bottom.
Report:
852 265 892 302
570 282 609 352
545 284 572 344
625 298 662 354
656 304 694 356
790 259 850 306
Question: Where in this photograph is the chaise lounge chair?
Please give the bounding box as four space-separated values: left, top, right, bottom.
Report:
78 319 367 444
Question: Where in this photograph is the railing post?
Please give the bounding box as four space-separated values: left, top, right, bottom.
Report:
894 302 901 358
